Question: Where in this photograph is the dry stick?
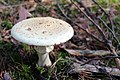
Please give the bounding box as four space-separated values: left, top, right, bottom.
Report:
74 0 116 45
65 49 111 56
92 0 119 45
76 0 114 40
76 0 96 20
70 0 120 69
91 0 120 67
70 62 120 77
80 1 120 66
67 58 119 80
71 0 107 41
92 0 115 28
56 0 104 44
98 17 114 35
56 0 120 68
55 0 71 21
76 0 117 44
67 57 120 77
65 49 120 59
81 56 120 66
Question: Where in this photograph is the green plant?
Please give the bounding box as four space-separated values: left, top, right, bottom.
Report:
1 20 13 29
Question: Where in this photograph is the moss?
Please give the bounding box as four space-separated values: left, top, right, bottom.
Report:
1 20 13 29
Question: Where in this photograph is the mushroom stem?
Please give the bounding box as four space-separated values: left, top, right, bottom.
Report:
34 46 54 66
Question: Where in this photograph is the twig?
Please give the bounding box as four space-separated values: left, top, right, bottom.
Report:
65 49 120 56
70 0 120 69
70 62 120 77
92 0 119 45
56 0 104 44
56 0 72 21
71 0 107 42
98 17 113 34
92 0 114 29
76 0 95 20
56 0 120 68
81 56 120 66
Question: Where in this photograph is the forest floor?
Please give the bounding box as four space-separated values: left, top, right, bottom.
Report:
0 0 120 80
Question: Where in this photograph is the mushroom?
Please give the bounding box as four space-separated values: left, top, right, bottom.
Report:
11 17 74 66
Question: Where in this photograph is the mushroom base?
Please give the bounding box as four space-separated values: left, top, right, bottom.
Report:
34 46 54 66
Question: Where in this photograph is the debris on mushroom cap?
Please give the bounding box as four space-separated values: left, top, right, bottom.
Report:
11 17 74 46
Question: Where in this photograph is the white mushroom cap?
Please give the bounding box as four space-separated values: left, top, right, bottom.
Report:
11 17 74 46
